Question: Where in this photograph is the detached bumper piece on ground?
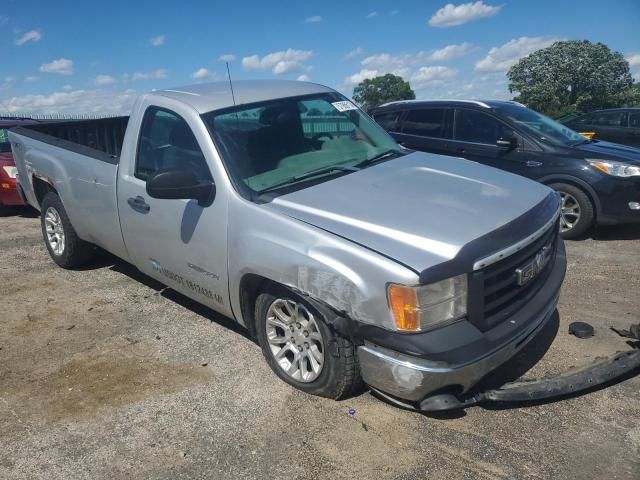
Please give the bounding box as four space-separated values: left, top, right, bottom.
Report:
419 346 640 412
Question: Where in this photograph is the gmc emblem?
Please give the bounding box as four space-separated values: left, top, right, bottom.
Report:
516 245 551 286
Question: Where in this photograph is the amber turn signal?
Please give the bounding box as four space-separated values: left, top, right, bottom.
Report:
388 284 420 331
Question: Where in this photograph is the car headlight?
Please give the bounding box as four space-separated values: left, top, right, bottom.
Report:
587 159 640 177
387 274 467 332
2 166 18 178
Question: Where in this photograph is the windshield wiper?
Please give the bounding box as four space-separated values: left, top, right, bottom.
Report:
257 165 359 194
354 149 404 169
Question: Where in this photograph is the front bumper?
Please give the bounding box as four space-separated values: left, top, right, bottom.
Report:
357 239 566 404
592 176 640 225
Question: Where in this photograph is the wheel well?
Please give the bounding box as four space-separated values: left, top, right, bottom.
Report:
32 176 57 207
543 178 598 221
239 274 273 339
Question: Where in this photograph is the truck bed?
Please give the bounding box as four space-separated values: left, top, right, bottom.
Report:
11 116 129 162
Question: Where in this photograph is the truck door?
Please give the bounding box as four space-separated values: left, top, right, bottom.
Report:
117 105 232 317
449 108 544 181
625 111 640 147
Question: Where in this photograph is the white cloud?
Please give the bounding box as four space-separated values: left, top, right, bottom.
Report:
16 30 42 46
366 11 378 18
94 74 116 86
345 47 365 60
390 10 400 16
192 68 216 80
219 54 236 62
132 69 167 80
0 88 138 115
241 49 313 75
39 58 74 75
429 42 475 61
25 76 38 82
475 36 559 72
150 35 165 47
634 72 640 82
344 49 460 88
62 85 73 91
429 1 501 27
344 69 379 86
297 74 311 81
409 66 457 87
304 15 322 23
626 54 640 67
1 76 16 90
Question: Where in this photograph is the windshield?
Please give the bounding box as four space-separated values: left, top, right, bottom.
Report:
0 129 10 153
202 93 402 196
495 104 587 147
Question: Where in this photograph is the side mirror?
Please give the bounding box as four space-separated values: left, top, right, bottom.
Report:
496 136 518 149
146 169 215 207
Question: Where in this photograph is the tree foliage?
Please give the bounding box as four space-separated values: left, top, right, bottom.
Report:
352 74 415 111
508 40 638 118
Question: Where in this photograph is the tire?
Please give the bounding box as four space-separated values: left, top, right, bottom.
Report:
40 192 95 269
255 287 363 399
549 183 595 240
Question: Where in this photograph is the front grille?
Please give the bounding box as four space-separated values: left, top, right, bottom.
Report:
467 219 559 331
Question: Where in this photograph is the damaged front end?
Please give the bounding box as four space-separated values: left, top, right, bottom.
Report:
419 346 640 412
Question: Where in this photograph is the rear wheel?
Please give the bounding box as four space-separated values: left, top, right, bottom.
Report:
549 183 595 239
40 192 95 268
255 287 363 399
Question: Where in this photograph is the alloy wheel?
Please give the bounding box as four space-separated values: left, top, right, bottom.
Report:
559 191 581 233
265 298 325 382
44 207 65 256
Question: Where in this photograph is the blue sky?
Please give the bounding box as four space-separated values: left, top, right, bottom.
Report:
0 0 639 114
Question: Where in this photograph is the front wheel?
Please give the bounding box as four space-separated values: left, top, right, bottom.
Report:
549 183 595 239
255 287 363 399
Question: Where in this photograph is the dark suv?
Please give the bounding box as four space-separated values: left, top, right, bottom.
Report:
370 100 640 238
563 108 640 148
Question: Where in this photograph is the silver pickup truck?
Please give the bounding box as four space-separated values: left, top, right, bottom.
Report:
10 80 574 410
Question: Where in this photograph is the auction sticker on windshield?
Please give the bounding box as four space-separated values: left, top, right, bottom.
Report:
332 101 358 112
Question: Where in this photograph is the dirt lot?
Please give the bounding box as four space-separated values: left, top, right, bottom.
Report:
1 207 639 480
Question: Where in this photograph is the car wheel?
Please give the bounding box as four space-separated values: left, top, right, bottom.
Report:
549 183 595 239
40 192 95 269
255 287 363 399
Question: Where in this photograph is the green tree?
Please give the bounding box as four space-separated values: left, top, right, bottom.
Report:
508 40 638 118
352 74 415 112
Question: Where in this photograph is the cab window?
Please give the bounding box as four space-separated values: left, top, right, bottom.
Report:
136 107 212 181
401 108 447 138
454 109 511 145
373 111 401 132
590 111 628 127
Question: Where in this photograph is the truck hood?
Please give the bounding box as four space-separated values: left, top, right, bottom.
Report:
574 140 640 163
264 152 556 273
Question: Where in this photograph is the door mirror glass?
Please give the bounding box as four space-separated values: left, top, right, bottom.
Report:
146 169 216 207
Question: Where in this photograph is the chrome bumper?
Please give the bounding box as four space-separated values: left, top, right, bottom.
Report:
358 293 557 402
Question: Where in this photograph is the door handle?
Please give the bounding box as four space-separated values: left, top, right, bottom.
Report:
127 196 150 213
456 148 466 154
525 160 543 167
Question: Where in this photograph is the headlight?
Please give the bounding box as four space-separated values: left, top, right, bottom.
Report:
2 166 18 178
387 274 467 332
587 159 640 177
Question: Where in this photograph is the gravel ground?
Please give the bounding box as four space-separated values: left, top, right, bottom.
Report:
1 206 639 480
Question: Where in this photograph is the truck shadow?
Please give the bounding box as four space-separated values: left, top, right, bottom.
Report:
91 250 254 342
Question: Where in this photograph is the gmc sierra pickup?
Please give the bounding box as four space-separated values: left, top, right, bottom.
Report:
10 81 636 411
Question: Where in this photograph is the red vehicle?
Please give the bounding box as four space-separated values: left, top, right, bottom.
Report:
0 118 38 209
